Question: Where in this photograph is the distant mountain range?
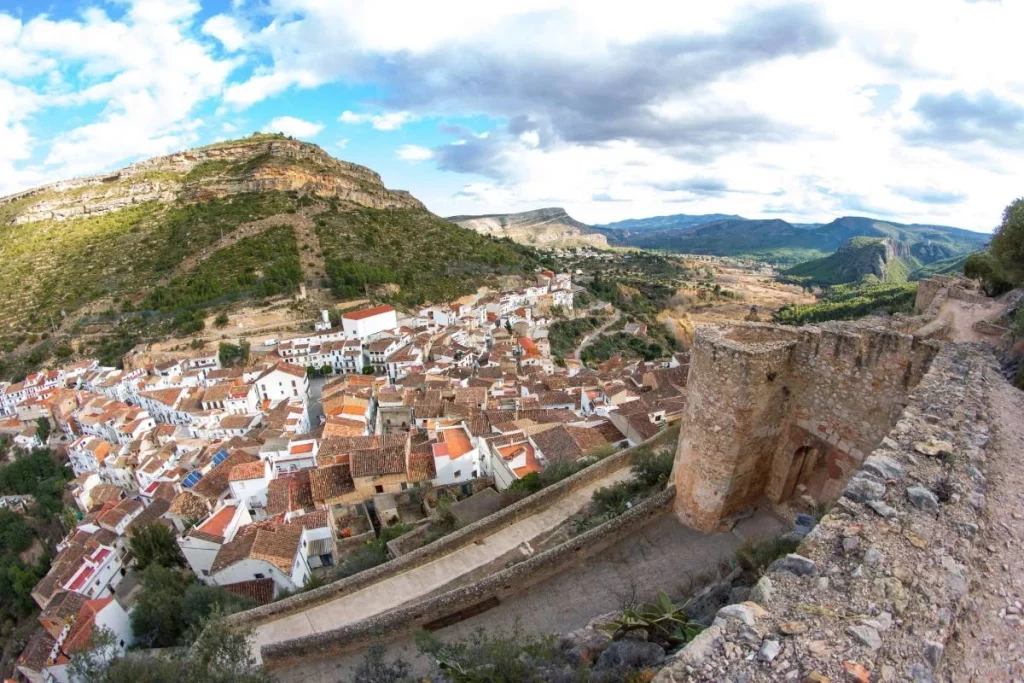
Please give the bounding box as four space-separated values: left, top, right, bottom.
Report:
593 213 989 268
449 207 608 248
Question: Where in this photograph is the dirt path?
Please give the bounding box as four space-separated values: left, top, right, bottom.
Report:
574 309 622 360
917 298 1007 344
161 205 327 286
944 372 1024 682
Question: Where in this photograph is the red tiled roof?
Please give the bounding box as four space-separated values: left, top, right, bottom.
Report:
342 304 394 320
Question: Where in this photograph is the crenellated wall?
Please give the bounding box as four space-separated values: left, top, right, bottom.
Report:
674 322 938 531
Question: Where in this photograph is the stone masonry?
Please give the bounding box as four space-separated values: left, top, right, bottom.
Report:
656 339 997 682
674 322 936 531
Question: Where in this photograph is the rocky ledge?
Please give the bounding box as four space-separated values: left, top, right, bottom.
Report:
654 341 997 683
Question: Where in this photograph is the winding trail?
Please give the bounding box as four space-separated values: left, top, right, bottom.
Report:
573 309 622 361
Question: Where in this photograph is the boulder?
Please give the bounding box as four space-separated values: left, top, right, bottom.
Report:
595 640 666 670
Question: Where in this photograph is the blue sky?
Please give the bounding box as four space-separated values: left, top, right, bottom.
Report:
1 0 1022 231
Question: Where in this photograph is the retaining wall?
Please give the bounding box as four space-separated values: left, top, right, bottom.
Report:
262 484 676 669
224 427 677 630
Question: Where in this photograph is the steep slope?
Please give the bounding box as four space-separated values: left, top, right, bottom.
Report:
600 214 987 266
0 134 536 351
449 207 608 248
784 237 916 284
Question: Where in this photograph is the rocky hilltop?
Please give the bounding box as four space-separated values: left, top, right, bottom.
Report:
1 134 422 225
0 134 535 360
449 207 608 248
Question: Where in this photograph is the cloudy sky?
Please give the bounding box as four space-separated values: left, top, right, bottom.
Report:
1 0 1022 231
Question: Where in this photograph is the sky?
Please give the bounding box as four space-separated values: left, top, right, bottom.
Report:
1 0 1022 232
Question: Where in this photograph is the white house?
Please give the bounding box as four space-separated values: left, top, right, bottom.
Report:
179 503 252 580
342 304 398 341
255 363 308 403
431 425 482 486
228 460 272 519
208 521 310 595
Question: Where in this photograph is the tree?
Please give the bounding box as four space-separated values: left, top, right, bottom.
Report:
964 251 1013 296
989 198 1024 287
130 565 255 648
362 366 375 375
72 616 272 683
214 312 230 328
129 523 185 571
320 363 333 376
35 417 51 445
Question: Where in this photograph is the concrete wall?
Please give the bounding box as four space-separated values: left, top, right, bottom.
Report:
224 427 676 631
674 322 937 531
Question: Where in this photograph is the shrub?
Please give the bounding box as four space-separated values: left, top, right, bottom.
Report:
631 448 674 488
214 311 230 328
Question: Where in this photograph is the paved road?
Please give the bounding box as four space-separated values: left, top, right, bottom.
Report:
573 309 622 361
275 509 787 682
251 465 635 659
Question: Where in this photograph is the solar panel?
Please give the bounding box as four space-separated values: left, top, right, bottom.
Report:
211 449 230 466
182 471 203 488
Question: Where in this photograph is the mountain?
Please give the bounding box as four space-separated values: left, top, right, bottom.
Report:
0 134 537 355
784 237 915 285
594 213 745 241
449 207 608 248
595 214 988 266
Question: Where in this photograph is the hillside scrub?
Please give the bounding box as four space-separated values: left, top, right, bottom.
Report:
774 282 917 325
316 207 538 306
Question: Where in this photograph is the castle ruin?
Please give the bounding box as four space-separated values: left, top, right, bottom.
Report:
674 322 936 531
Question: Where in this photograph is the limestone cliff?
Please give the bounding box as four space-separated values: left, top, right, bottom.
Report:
784 237 918 285
1 134 422 225
449 207 608 249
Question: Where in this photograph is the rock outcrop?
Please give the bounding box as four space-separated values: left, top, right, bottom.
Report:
0 135 422 225
449 207 608 248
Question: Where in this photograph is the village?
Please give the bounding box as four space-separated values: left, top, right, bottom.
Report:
0 268 690 683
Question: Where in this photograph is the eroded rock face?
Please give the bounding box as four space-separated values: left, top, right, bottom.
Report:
1 137 423 225
449 207 610 248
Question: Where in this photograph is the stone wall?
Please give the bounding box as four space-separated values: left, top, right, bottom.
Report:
224 428 677 630
261 486 676 669
674 322 937 531
655 341 996 682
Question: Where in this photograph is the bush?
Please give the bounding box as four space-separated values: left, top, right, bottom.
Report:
964 252 1013 296
631 448 674 488
214 312 230 328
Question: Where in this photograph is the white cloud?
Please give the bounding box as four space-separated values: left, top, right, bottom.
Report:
263 116 324 138
339 110 415 131
336 138 349 150
397 144 433 162
202 14 247 52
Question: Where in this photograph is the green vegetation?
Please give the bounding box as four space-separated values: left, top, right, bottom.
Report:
128 523 185 572
590 447 674 520
333 523 414 580
218 340 250 367
581 332 666 365
547 317 597 359
316 207 538 305
774 282 918 325
71 617 271 683
987 198 1024 287
0 448 73 517
600 591 703 648
963 252 1013 296
146 224 301 317
130 564 256 648
785 237 914 286
0 192 295 346
608 215 988 267
0 508 49 621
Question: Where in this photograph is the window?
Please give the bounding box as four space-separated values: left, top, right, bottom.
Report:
400 482 408 491
374 485 384 494
254 573 265 579
454 469 462 478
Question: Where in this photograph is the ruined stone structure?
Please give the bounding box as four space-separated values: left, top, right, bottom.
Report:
674 322 936 531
